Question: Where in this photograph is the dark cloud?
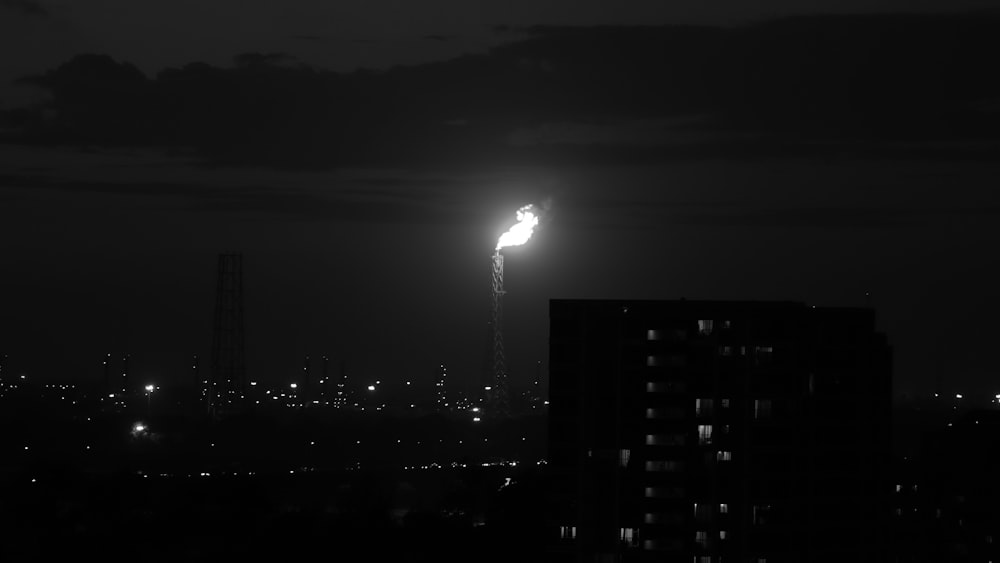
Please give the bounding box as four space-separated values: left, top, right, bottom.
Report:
423 34 457 42
0 0 48 17
0 172 468 224
3 14 999 169
233 52 297 68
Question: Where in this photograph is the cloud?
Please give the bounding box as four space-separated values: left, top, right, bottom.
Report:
0 172 472 224
0 0 48 17
3 14 999 169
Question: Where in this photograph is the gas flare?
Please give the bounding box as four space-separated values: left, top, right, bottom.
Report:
496 205 539 251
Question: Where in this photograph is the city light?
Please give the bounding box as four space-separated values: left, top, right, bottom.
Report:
367 385 376 391
145 384 155 392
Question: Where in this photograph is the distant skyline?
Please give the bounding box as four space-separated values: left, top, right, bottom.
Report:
2 8 1000 400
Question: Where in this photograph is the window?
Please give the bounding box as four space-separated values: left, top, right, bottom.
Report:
559 526 577 539
719 530 727 540
646 486 684 498
695 531 708 547
698 425 713 445
620 527 639 547
719 503 729 514
718 346 733 357
694 557 712 563
647 381 684 393
721 398 730 409
619 449 631 468
695 398 714 416
647 434 685 446
693 503 712 521
753 505 771 526
644 539 682 551
895 484 901 493
647 407 683 419
647 329 662 341
716 450 732 462
645 460 681 472
644 512 682 524
754 399 772 420
754 345 774 364
698 320 714 335
647 355 662 367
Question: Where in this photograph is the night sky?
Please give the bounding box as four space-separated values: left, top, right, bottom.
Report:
1 1 999 401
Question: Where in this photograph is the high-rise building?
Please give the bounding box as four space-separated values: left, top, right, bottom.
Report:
548 300 891 563
334 359 348 409
436 363 449 412
210 252 246 415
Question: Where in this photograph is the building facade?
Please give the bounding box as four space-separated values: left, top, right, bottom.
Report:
548 300 891 562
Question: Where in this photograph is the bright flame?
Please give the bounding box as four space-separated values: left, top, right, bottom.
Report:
496 205 539 251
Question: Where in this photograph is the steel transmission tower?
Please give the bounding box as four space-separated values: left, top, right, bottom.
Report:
210 252 246 415
490 250 509 417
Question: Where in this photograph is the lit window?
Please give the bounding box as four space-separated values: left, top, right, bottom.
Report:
754 345 774 364
619 449 631 468
698 320 714 335
695 531 708 547
645 460 681 472
719 503 729 514
717 451 732 462
620 527 639 547
719 530 727 540
698 425 713 445
695 557 712 563
719 346 733 357
646 486 683 498
754 399 772 420
647 434 685 446
646 382 669 393
647 329 662 341
895 484 901 493
721 398 730 408
559 525 577 539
